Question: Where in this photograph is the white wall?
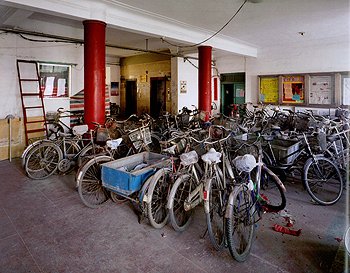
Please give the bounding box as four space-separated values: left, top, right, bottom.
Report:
215 40 350 106
0 30 84 121
176 57 199 112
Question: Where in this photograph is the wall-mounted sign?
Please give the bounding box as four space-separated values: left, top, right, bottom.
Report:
111 82 119 96
180 80 187 93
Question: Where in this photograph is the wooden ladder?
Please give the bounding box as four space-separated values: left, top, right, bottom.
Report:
17 59 48 145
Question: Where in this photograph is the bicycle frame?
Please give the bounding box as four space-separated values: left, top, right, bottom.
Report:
225 148 264 223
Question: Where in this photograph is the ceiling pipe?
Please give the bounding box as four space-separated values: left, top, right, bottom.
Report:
0 27 199 60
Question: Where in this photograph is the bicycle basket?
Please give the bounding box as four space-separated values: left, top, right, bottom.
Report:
129 130 142 149
46 111 58 121
141 127 152 145
128 126 152 149
308 133 327 152
96 128 109 142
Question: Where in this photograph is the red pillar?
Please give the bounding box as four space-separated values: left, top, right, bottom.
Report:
83 20 106 129
198 46 212 122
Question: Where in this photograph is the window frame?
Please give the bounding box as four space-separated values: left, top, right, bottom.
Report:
39 62 72 98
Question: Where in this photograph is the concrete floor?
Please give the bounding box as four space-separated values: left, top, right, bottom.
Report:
0 157 349 273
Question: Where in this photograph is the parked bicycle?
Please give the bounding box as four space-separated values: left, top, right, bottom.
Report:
262 131 343 205
24 122 106 179
225 136 286 262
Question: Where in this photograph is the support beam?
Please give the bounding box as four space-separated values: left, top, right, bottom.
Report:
198 46 212 122
83 20 106 129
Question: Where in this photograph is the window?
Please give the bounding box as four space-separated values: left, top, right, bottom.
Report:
39 63 70 97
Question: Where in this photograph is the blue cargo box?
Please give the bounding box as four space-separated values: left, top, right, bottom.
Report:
101 152 170 196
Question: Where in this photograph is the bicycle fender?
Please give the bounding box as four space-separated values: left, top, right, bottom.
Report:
262 165 287 193
225 185 241 219
203 178 212 214
21 139 47 167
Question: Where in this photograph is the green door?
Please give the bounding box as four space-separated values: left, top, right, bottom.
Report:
221 83 245 116
234 83 245 104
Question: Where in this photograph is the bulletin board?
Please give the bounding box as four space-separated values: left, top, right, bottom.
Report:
309 75 334 105
283 76 304 104
342 76 350 105
260 77 279 103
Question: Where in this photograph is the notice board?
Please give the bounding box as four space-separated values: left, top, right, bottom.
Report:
283 76 304 104
260 78 279 103
309 75 334 104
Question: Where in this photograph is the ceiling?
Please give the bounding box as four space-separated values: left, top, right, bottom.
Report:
0 0 349 59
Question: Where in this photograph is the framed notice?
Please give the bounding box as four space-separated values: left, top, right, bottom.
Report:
111 82 119 96
309 75 334 105
283 76 304 104
342 76 350 105
260 77 279 103
39 63 70 97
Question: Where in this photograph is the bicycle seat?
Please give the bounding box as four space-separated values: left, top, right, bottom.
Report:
233 154 256 173
201 148 221 164
106 138 123 149
180 150 198 166
73 124 89 136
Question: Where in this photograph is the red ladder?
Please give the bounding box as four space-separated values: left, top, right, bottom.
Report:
17 59 48 145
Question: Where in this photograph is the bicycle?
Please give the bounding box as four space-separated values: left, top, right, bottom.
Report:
262 131 343 205
146 128 209 229
46 107 84 139
24 122 105 179
225 137 287 262
166 132 232 233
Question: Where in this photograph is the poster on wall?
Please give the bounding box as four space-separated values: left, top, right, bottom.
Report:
260 78 279 103
283 76 304 104
343 78 350 105
309 75 334 105
111 82 119 96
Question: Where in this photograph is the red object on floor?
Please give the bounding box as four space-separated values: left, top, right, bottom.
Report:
274 224 301 236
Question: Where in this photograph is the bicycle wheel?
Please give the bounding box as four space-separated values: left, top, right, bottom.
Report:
77 156 112 208
25 142 63 180
147 168 172 229
58 140 81 173
205 176 226 250
259 166 286 212
303 156 343 205
168 174 198 232
21 139 48 168
226 184 255 262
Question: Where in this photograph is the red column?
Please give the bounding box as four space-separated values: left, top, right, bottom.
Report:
198 46 212 122
83 20 106 129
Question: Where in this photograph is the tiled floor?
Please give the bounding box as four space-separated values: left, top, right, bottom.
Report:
0 157 349 273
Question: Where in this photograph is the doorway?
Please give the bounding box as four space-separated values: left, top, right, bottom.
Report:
150 77 166 118
220 73 245 116
125 80 137 117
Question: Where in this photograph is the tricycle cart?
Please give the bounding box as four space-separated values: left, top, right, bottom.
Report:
77 151 172 228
